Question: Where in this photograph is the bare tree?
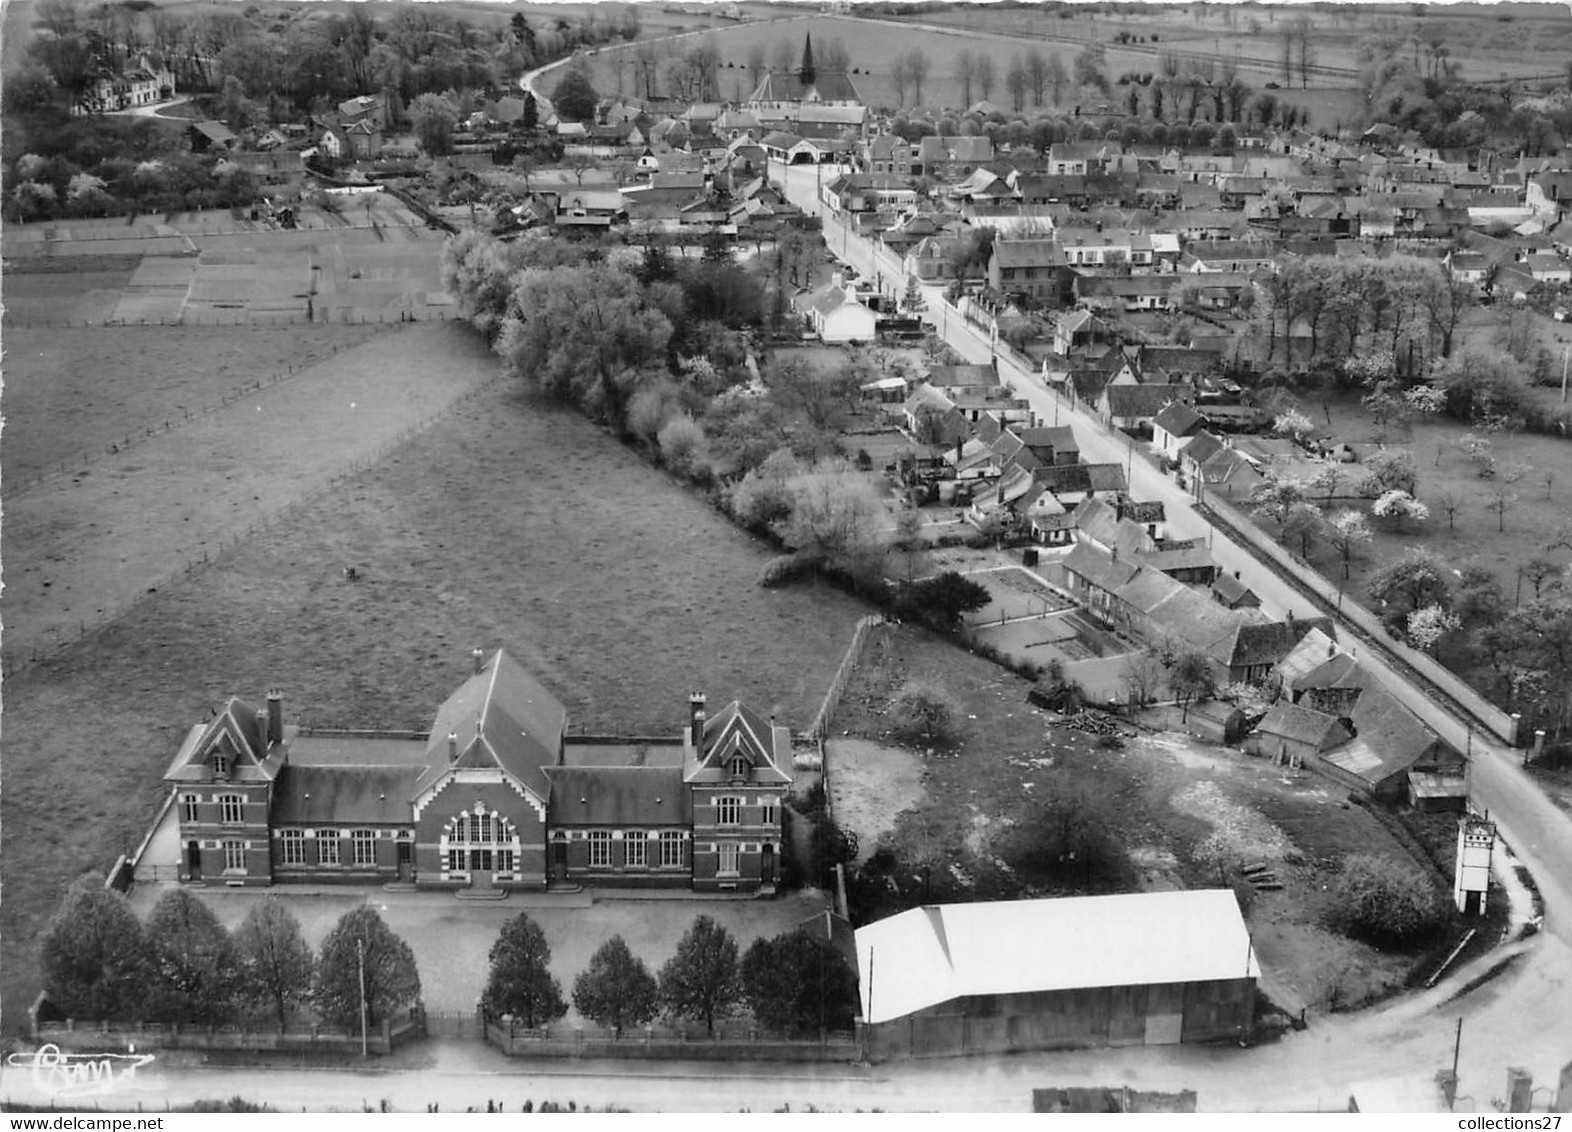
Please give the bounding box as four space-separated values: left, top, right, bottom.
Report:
1292 17 1316 89
955 49 977 107
746 43 766 88
770 38 794 74
1025 47 1048 106
1004 56 1028 113
975 53 996 101
1433 490 1461 532
890 53 910 107
905 49 930 106
1044 50 1068 105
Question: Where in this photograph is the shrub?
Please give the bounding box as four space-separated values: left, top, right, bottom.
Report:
758 551 818 588
1329 853 1447 948
656 415 711 483
887 679 964 745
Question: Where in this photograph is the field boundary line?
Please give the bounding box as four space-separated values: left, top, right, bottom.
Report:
1 368 510 681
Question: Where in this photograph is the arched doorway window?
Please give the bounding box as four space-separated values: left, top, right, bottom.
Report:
445 806 517 875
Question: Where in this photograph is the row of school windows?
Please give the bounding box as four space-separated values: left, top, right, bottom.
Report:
706 796 778 826
581 830 688 870
190 796 778 830
276 829 380 867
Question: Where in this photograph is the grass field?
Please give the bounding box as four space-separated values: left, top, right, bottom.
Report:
0 357 872 1022
827 624 1435 1011
1 323 383 486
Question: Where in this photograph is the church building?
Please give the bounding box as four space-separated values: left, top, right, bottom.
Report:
161 650 791 893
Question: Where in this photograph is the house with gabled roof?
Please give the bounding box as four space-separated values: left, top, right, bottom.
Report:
1099 383 1194 434
1205 617 1334 686
163 650 790 893
1151 400 1207 456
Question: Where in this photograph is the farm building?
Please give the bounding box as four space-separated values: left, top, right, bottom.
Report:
161 650 789 893
855 891 1258 1060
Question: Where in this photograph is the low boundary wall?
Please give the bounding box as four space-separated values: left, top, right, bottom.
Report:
484 1017 859 1063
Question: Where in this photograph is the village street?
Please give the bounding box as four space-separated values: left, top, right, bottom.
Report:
5 933 1570 1112
774 158 1572 942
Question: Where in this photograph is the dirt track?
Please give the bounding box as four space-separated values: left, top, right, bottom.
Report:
2 323 499 666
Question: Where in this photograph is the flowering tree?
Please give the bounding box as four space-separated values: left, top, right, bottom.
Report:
1325 509 1373 578
1371 490 1430 528
1407 604 1461 652
1272 409 1316 443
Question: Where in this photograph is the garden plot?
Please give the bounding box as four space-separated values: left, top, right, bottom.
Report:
2 265 136 325
959 564 1076 627
109 255 196 323
183 250 311 319
825 738 927 864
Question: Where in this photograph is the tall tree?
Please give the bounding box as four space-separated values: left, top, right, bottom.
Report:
975 52 996 101
234 897 315 1028
550 68 599 122
573 935 659 1035
1324 510 1373 580
40 876 151 1022
1044 50 1068 105
905 49 930 106
1005 56 1028 113
145 889 239 1025
954 49 977 107
483 913 568 1029
1170 653 1217 721
409 91 458 155
1025 47 1048 105
741 931 858 1036
314 906 421 1030
658 916 743 1035
890 53 910 107
496 265 672 434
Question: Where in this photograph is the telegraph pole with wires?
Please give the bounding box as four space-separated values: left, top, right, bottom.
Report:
358 934 369 1058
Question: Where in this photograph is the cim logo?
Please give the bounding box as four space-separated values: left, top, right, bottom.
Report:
5 1044 156 1100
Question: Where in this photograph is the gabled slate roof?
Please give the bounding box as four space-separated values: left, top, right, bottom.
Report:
543 766 690 826
687 700 791 785
415 650 565 801
1208 618 1333 670
163 697 287 784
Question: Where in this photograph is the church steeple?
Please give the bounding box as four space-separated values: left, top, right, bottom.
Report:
798 33 816 87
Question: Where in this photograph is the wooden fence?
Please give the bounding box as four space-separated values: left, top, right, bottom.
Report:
805 615 889 742
31 1010 426 1057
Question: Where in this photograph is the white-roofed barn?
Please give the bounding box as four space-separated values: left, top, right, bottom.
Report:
854 890 1258 1059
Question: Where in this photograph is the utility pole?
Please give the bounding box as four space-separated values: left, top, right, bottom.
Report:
1449 1016 1464 1111
1561 343 1568 404
358 934 369 1059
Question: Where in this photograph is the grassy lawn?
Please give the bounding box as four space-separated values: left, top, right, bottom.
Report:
0 370 872 1025
826 624 1451 1011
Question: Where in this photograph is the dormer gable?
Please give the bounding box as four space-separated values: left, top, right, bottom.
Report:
163 692 289 786
685 700 792 787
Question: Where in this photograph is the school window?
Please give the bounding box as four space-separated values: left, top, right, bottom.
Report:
718 842 740 876
223 840 245 873
318 830 340 865
496 849 515 873
715 797 742 826
660 831 685 868
446 848 463 872
280 830 305 866
727 755 749 779
219 794 244 824
760 799 778 827
181 795 199 822
352 829 376 867
475 813 492 843
589 830 611 868
624 832 646 867
212 753 228 778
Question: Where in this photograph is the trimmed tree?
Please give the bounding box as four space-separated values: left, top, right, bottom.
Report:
145 888 240 1024
314 906 421 1030
573 935 659 1035
900 570 990 628
234 896 315 1028
550 69 600 122
657 916 743 1035
483 913 568 1029
40 875 151 1022
740 930 859 1036
887 679 964 745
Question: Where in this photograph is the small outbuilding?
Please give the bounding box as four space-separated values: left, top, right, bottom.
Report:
855 890 1258 1060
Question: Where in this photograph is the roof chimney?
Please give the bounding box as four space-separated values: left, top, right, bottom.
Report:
693 707 708 751
472 648 485 676
689 692 707 746
266 689 283 749
255 707 270 755
447 731 459 762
